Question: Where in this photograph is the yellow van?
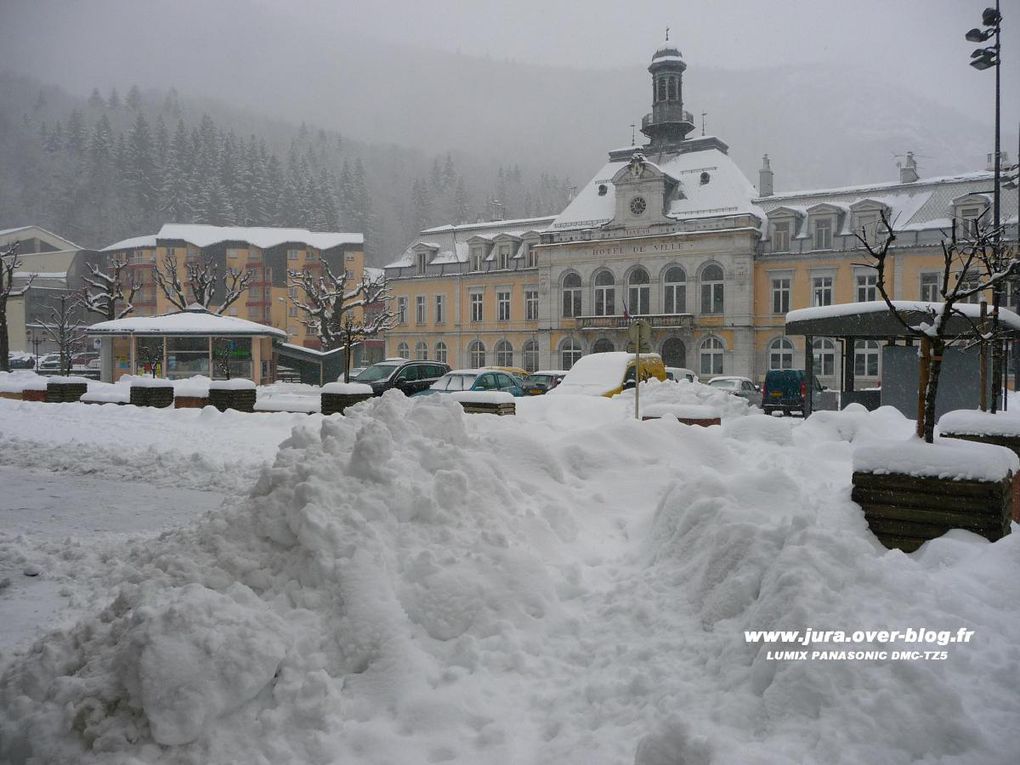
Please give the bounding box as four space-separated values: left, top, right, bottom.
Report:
548 352 667 398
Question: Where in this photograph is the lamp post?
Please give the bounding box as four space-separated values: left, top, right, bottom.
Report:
966 2 1004 410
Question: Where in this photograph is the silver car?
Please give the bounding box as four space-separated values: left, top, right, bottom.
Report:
707 376 760 405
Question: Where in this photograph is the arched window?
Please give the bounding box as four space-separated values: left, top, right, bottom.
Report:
769 336 795 370
435 340 448 364
592 338 615 354
701 264 724 314
628 268 650 316
855 340 880 377
522 340 539 373
594 270 615 316
562 272 582 318
699 336 724 376
812 338 836 377
495 339 513 367
397 342 410 360
663 266 687 314
469 340 486 368
415 341 428 360
661 337 687 368
668 76 678 101
560 337 583 370
657 77 667 103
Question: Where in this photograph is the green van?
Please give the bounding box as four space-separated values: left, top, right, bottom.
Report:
761 369 823 416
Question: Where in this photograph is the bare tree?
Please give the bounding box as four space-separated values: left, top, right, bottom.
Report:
80 257 139 321
288 263 395 378
39 292 87 376
153 254 251 315
856 210 1015 442
0 242 35 372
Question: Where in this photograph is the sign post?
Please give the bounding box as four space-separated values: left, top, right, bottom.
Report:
628 319 652 420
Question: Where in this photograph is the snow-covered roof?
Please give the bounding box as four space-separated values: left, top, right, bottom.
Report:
758 171 1018 233
85 306 287 338
101 225 364 253
0 225 81 250
551 146 764 232
786 301 1020 336
387 216 555 269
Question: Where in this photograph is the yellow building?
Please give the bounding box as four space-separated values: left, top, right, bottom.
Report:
383 217 554 370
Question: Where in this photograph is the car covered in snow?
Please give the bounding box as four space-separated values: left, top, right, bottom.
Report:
549 352 666 398
666 367 699 383
707 375 759 405
413 369 525 397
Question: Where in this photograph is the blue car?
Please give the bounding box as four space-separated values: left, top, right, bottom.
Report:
413 369 525 397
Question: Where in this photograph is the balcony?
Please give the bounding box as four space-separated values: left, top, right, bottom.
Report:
576 314 694 330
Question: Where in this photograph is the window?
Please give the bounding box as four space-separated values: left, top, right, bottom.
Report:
856 213 879 246
560 337 583 370
958 272 983 304
812 276 833 307
495 340 513 366
525 289 538 320
470 246 485 272
562 273 582 317
523 340 539 372
497 243 512 270
699 337 724 376
919 272 941 302
287 249 300 261
497 290 511 321
416 252 428 275
813 218 832 250
435 294 445 324
769 336 795 370
628 268 650 316
397 342 410 360
434 341 448 364
812 338 836 377
592 338 614 353
415 341 428 360
525 244 538 268
958 206 984 238
663 266 687 314
397 296 408 324
594 270 615 316
855 340 880 377
469 340 486 368
288 306 298 318
470 292 483 322
772 221 791 252
701 264 724 314
856 273 877 302
415 295 425 324
771 277 791 314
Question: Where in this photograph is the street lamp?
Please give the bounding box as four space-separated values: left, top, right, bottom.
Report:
966 3 1004 411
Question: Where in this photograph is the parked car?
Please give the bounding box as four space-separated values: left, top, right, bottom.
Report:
522 370 568 395
707 375 759 405
761 369 824 416
666 366 700 383
36 353 63 372
483 365 530 380
7 353 36 370
351 359 451 396
550 352 667 398
414 369 525 398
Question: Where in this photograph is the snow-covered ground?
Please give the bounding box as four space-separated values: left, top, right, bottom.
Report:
0 383 1018 764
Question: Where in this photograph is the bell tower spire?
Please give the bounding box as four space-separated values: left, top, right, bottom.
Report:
640 39 695 150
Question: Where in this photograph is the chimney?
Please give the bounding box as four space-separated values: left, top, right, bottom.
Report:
759 154 774 197
987 151 1011 171
899 151 919 183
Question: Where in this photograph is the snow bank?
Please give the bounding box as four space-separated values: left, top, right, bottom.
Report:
618 376 755 420
320 381 373 395
1 397 1018 764
208 378 256 391
854 435 1018 482
939 409 1020 437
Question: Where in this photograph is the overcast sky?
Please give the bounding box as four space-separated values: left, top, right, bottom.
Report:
2 0 1017 136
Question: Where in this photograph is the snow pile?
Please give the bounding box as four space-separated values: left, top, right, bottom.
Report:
0 398 1018 763
854 436 1018 482
320 381 373 395
618 376 755 420
0 371 48 393
208 378 256 391
939 408 1020 437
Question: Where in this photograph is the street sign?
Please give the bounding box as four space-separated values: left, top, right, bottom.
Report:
628 319 651 346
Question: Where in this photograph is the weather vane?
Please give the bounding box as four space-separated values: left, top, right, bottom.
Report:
665 26 670 42
630 123 636 146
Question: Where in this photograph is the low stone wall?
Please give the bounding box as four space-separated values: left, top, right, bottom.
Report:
174 396 210 409
22 389 48 402
0 391 23 401
643 415 720 427
129 385 174 408
851 471 1013 552
458 400 516 416
321 392 373 416
45 381 88 403
208 388 256 413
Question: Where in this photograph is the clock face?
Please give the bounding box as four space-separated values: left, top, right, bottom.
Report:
630 196 647 216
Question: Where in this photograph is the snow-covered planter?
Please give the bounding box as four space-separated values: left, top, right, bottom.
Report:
448 390 516 415
939 410 1020 522
852 438 1017 552
208 379 257 412
45 376 89 403
320 382 373 415
642 403 721 427
130 378 175 408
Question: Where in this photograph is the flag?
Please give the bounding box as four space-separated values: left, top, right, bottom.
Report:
623 299 630 321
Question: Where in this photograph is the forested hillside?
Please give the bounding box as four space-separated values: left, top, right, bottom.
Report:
0 73 574 262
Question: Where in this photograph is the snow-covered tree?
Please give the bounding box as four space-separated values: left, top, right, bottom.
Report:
80 257 139 321
39 292 86 376
288 263 395 377
0 242 35 372
153 254 251 314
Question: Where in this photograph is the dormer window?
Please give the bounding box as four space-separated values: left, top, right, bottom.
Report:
416 252 428 275
856 213 879 246
497 243 512 270
959 205 984 238
470 246 485 272
773 222 791 252
814 218 833 250
525 243 538 268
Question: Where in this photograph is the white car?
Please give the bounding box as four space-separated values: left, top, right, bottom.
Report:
708 375 760 405
666 367 699 383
